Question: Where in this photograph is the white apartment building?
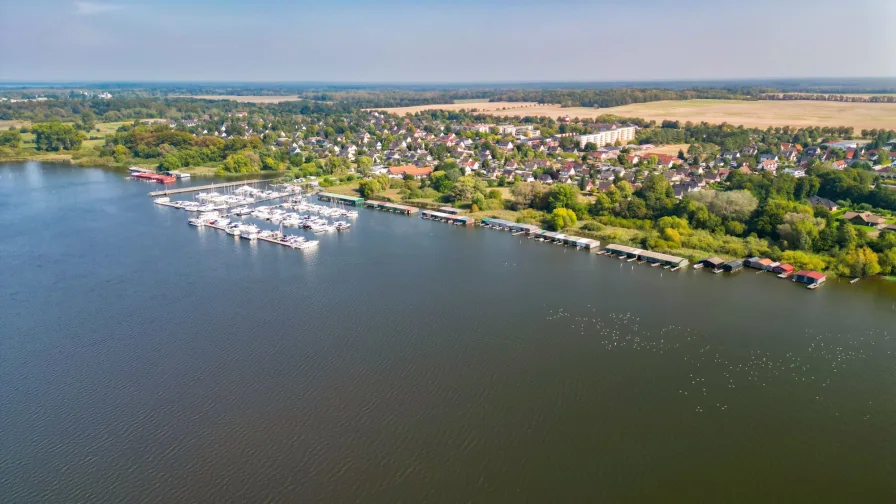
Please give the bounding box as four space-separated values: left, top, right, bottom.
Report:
576 125 637 148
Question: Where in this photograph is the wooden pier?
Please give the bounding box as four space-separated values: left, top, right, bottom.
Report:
148 178 279 197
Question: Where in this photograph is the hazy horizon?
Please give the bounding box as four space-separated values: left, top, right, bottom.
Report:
1 0 895 82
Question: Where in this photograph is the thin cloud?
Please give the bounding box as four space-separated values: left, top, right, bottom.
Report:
74 1 124 15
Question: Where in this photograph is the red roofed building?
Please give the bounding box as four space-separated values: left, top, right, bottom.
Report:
794 270 826 285
388 165 434 178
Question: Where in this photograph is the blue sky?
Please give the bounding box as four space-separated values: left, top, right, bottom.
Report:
1 0 894 82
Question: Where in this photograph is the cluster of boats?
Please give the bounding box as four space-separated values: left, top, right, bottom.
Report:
246 205 352 233
155 185 304 213
187 212 319 249
282 199 358 219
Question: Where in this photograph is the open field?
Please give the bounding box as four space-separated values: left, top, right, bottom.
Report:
378 99 896 131
172 95 301 103
0 119 31 129
640 143 690 156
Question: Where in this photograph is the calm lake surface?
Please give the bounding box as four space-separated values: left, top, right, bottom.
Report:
1 162 895 503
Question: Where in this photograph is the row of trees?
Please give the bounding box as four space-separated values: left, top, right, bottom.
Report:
499 164 896 275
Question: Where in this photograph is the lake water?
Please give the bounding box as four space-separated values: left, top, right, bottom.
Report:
1 162 895 503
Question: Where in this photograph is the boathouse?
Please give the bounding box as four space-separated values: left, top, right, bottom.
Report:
317 192 365 206
364 200 419 215
639 250 689 268
722 260 743 272
744 257 775 270
773 263 794 276
699 257 725 269
604 244 641 258
439 207 462 215
420 210 474 226
604 244 688 267
794 270 826 285
566 236 600 250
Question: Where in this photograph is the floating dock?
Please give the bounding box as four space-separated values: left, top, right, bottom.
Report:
201 222 317 251
420 210 474 226
364 200 419 215
317 192 365 206
148 178 277 197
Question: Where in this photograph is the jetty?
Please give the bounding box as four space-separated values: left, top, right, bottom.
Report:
148 178 278 197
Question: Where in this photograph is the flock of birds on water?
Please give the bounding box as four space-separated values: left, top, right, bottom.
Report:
543 305 892 419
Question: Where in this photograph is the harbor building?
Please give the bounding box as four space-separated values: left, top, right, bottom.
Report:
794 270 826 286
420 210 474 226
364 200 419 215
317 192 365 206
603 244 688 268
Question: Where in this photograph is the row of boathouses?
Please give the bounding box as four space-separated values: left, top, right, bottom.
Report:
603 244 689 268
697 255 826 288
330 192 828 288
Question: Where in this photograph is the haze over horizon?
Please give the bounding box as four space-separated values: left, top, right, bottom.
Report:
1 0 895 82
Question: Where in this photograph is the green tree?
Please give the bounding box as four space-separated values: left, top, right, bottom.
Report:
547 184 578 211
0 130 22 148
32 122 85 151
358 177 383 198
261 156 282 171
80 109 96 131
218 154 255 174
112 144 130 163
356 155 373 176
879 247 896 275
471 192 487 209
430 171 454 193
550 207 577 230
451 176 478 202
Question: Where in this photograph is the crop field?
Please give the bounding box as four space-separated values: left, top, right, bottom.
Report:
378 99 896 131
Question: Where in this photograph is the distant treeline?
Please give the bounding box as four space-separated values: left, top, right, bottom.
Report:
0 97 356 123
761 93 896 103
487 87 773 108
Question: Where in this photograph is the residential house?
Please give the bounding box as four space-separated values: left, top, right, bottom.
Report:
387 165 433 179
515 170 535 183
759 159 778 172
780 148 799 162
842 211 885 227
808 195 838 211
